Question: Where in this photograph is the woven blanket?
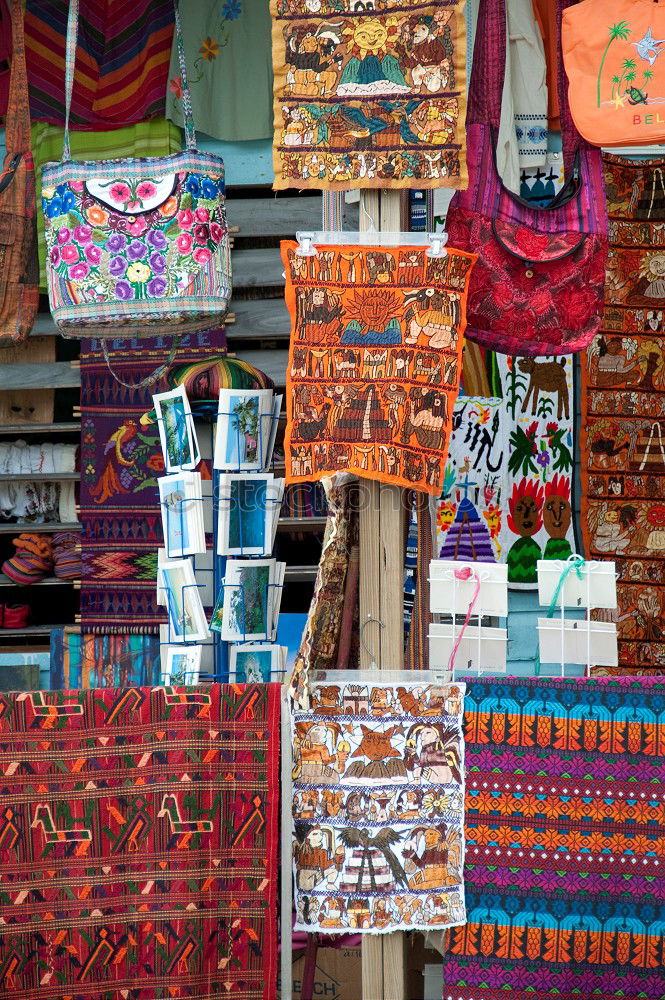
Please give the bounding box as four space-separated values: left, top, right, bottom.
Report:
50 629 160 689
282 242 476 495
270 0 467 190
581 154 665 672
0 682 280 999
444 674 665 1000
25 0 174 129
79 331 225 634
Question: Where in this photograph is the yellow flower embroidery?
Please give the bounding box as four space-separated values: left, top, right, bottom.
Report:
127 263 150 283
199 36 219 61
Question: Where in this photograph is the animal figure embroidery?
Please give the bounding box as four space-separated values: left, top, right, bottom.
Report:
31 804 92 855
158 793 213 848
518 357 570 420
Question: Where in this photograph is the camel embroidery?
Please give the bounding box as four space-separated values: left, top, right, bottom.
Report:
518 358 570 420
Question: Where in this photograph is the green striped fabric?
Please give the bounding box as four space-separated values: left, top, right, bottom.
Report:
32 118 182 289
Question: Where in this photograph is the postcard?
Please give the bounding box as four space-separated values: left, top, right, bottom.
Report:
162 644 202 685
217 474 285 557
159 472 205 558
211 558 278 641
157 556 209 643
214 389 274 471
265 393 283 470
153 385 200 473
230 643 287 683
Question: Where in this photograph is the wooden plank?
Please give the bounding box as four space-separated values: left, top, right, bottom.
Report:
360 189 407 1000
0 361 79 390
229 298 290 340
226 196 322 237
0 422 80 435
232 247 284 289
1 350 288 390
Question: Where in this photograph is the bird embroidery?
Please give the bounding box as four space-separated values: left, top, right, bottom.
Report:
338 827 409 892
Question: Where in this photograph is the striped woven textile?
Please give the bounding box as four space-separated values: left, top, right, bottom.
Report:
31 117 181 289
24 0 174 128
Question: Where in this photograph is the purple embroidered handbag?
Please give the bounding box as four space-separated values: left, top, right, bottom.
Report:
445 0 608 357
41 0 231 340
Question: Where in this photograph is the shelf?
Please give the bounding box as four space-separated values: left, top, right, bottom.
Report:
0 574 79 587
0 422 80 435
284 565 318 582
278 517 327 530
0 522 81 534
0 472 80 481
0 625 62 636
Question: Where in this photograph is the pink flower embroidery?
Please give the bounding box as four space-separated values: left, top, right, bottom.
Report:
210 222 223 242
69 262 90 280
193 247 212 265
136 181 157 201
177 209 194 229
73 225 92 243
60 243 80 264
109 183 131 203
70 181 85 192
169 75 183 99
176 232 193 254
127 217 148 237
85 244 102 265
57 227 71 245
194 207 210 223
127 200 141 212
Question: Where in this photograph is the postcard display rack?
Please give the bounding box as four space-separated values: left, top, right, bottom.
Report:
536 558 619 673
429 559 509 676
153 384 286 684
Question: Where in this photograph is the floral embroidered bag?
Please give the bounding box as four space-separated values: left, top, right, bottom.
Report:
445 0 608 357
41 0 231 340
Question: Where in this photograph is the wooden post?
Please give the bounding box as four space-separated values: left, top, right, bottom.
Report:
359 188 407 1000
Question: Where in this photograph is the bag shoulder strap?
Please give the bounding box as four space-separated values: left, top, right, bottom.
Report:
5 0 30 155
62 0 196 162
468 0 585 167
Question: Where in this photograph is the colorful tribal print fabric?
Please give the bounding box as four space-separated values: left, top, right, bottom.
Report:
0 682 280 999
24 0 174 129
499 353 576 588
271 0 467 190
292 676 466 934
79 331 226 633
282 242 476 495
582 155 665 672
435 354 576 587
444 674 665 1000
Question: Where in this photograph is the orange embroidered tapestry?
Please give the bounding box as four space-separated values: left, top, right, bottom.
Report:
282 242 476 495
270 1 468 190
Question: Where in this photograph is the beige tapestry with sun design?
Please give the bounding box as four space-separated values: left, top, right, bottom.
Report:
270 0 467 190
581 153 665 674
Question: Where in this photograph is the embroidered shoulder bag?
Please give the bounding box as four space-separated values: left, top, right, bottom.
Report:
562 0 665 147
0 0 38 346
445 0 608 357
41 0 231 340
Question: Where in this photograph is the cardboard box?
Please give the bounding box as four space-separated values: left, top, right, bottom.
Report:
281 946 362 1000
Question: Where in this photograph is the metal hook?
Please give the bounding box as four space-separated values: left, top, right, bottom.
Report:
360 615 384 670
